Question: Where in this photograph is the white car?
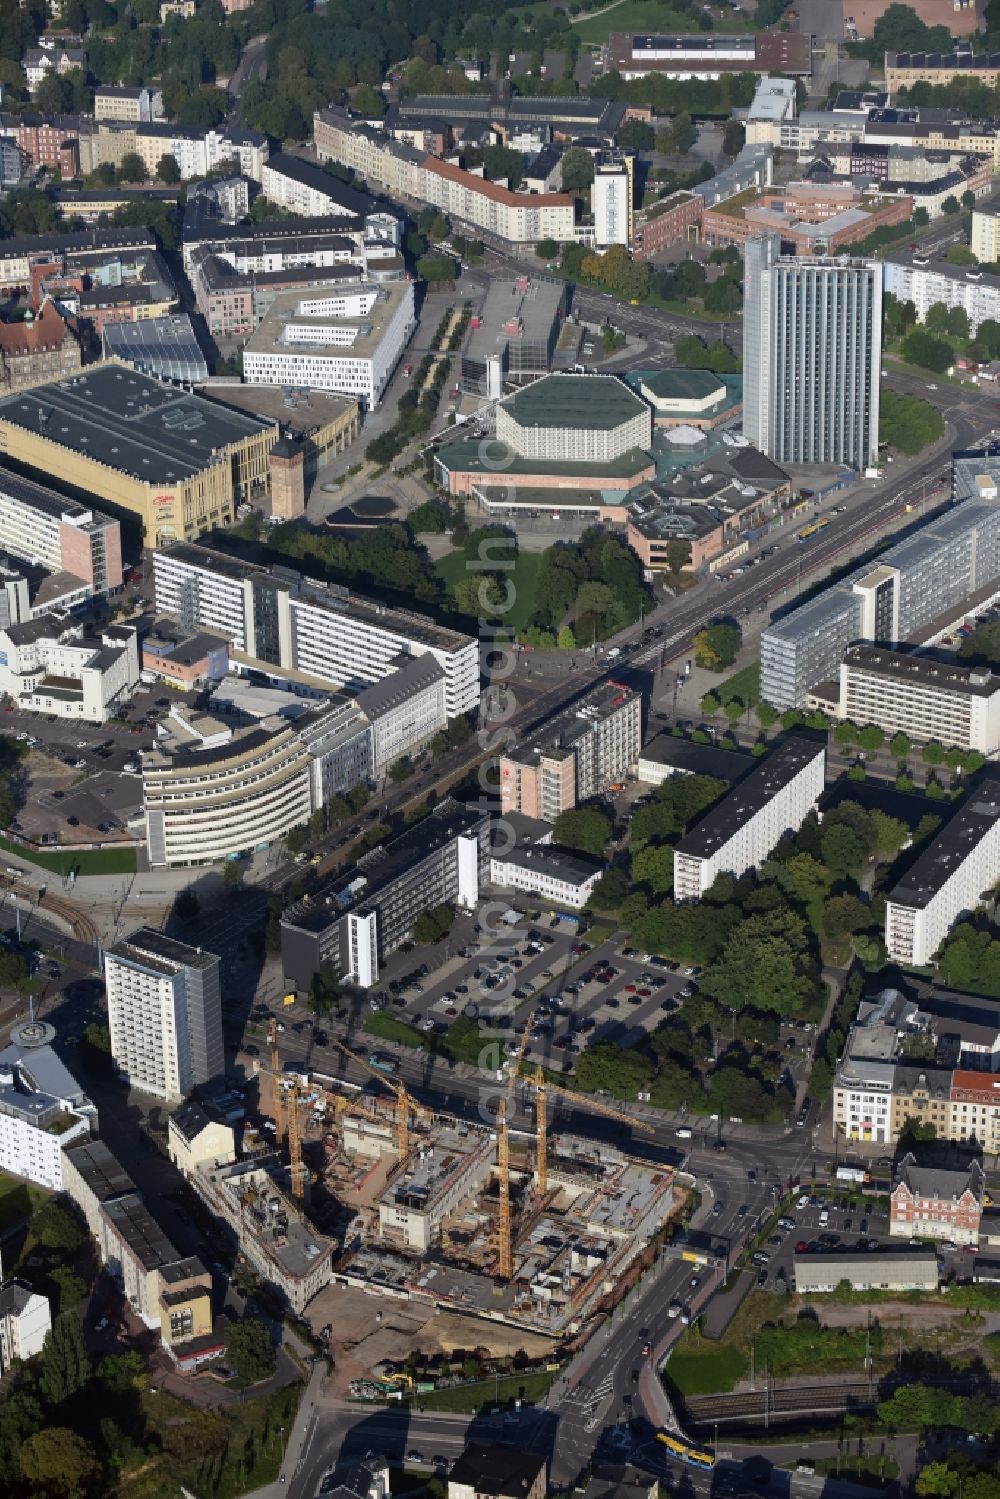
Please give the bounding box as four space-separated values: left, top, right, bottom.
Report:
796 1194 810 1210
667 1303 682 1319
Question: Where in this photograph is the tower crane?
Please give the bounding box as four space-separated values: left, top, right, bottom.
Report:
525 1067 654 1196
497 1027 531 1282
267 1019 285 1147
332 1040 430 1160
253 1058 381 1202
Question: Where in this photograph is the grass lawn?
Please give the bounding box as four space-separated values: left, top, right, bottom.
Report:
365 1011 427 1050
665 1341 749 1396
573 0 750 42
414 1368 559 1414
435 550 542 632
0 834 137 876
0 1171 49 1233
714 661 760 709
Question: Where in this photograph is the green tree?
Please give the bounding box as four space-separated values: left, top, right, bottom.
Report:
575 1040 654 1099
942 195 961 215
757 702 778 729
589 866 629 911
723 698 744 725
889 731 912 757
857 724 884 753
47 1267 86 1316
19 1427 101 1497
553 806 612 856
823 894 871 940
561 146 595 192
535 238 559 260
33 1200 84 1254
666 538 692 574
308 960 340 1017
157 152 181 184
222 858 244 890
223 1317 276 1383
39 1312 92 1407
922 739 946 765
557 625 576 649
631 842 674 895
694 621 740 671
118 152 146 184
417 253 456 286
700 690 721 717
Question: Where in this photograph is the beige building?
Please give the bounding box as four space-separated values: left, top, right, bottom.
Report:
143 714 314 867
972 209 1000 264
93 86 163 123
62 1139 138 1245
168 1098 236 1177
315 111 425 200
0 299 80 395
886 51 1000 91
839 645 1000 754
0 363 276 547
158 1257 214 1358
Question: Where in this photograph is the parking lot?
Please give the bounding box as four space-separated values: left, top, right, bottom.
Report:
354 913 696 1073
1 684 192 845
747 1190 893 1291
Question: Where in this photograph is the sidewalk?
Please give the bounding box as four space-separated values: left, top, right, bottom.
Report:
244 1331 327 1497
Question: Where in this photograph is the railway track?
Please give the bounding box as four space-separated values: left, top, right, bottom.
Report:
0 872 101 950
684 1372 987 1428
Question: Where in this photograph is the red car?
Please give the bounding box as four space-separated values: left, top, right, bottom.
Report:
795 1241 809 1253
625 983 637 993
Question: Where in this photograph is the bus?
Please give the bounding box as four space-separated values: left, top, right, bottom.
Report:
797 516 833 544
656 1434 715 1470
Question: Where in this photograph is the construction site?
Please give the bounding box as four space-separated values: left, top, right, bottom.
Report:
219 1025 683 1341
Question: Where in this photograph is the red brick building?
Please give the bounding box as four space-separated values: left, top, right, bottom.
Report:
0 298 81 395
889 1154 985 1246
633 190 703 259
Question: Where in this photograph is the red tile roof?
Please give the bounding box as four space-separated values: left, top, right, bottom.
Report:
421 154 572 207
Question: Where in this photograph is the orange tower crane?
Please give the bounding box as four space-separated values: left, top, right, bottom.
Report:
332 1040 430 1160
526 1067 654 1196
497 1027 531 1281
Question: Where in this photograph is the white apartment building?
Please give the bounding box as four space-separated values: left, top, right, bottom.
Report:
143 717 315 868
673 736 826 899
885 777 1000 966
972 209 1000 264
93 86 163 123
314 112 426 201
593 160 633 250
104 929 224 1102
0 1282 50 1371
24 44 84 91
0 613 137 722
152 542 480 718
833 1049 896 1144
130 124 268 183
261 153 371 218
0 1041 96 1191
0 468 122 595
839 645 1000 754
242 281 415 408
883 257 1000 335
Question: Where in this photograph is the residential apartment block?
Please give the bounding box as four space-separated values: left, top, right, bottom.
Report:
889 1154 985 1246
93 86 163 123
883 256 1000 335
761 499 1000 708
673 735 825 898
104 929 224 1103
0 466 122 595
490 843 604 909
281 799 490 990
834 984 1000 1147
261 152 376 220
839 645 1000 753
313 109 576 246
885 775 1000 966
972 209 1000 263
885 50 1000 91
499 683 642 821
152 542 479 717
0 1039 96 1190
0 1282 50 1372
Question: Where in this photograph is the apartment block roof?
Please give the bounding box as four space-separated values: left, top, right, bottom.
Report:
505 681 639 770
108 926 220 976
265 152 374 216
494 842 603 887
894 1152 985 1202
101 1192 179 1270
674 734 824 862
422 154 572 208
844 644 999 694
64 1139 135 1200
887 772 1000 911
638 734 752 782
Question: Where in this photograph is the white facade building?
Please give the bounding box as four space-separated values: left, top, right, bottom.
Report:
242 282 415 408
152 542 480 718
490 845 603 909
104 929 224 1103
833 1049 896 1144
883 257 1000 335
593 160 633 249
885 777 1000 967
0 613 137 723
0 1281 50 1370
839 645 1000 754
0 1041 96 1191
673 737 826 898
495 373 652 464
